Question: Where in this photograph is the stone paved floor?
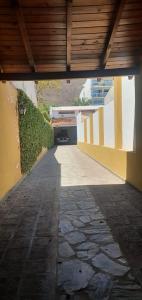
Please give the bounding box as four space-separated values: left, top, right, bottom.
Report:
1 146 142 299
0 148 59 300
56 146 142 300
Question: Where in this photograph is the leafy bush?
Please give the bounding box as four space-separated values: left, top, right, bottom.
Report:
73 97 91 106
38 103 51 122
18 89 54 174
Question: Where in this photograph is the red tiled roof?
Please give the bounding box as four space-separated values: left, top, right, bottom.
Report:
52 117 76 127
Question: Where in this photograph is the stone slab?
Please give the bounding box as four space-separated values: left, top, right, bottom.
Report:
59 220 74 234
88 272 113 300
59 242 75 258
77 242 99 251
58 259 94 294
92 253 130 276
101 243 122 259
65 231 86 245
80 216 91 223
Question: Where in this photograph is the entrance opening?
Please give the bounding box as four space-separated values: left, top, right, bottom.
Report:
54 127 77 145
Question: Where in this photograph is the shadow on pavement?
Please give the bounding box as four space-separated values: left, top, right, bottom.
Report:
1 146 142 299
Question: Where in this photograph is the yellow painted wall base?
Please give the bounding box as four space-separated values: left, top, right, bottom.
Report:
0 82 22 199
126 152 142 191
78 142 127 180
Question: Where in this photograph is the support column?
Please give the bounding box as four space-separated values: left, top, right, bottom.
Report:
114 77 122 149
135 73 142 152
84 118 87 143
126 71 142 190
90 113 93 144
99 107 104 146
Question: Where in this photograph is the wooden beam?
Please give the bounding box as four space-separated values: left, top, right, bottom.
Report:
102 0 126 67
0 67 139 81
12 0 36 72
0 65 4 73
0 64 6 82
66 0 72 71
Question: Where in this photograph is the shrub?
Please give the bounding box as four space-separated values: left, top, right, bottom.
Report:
18 89 54 174
38 103 51 122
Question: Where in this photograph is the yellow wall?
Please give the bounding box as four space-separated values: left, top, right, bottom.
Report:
78 143 127 179
78 75 142 191
126 72 142 191
78 78 127 183
0 82 21 199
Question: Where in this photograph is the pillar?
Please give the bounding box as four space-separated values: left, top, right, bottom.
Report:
99 107 104 146
126 71 142 190
90 113 93 144
114 77 122 149
84 118 87 143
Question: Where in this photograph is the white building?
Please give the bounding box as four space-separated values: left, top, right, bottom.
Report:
80 79 91 100
79 78 113 106
12 81 37 107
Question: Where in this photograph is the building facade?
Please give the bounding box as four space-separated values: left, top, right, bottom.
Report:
79 78 113 106
90 77 113 106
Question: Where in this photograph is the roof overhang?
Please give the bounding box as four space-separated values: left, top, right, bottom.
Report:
0 0 142 80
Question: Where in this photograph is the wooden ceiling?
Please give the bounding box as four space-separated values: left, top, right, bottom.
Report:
0 0 141 80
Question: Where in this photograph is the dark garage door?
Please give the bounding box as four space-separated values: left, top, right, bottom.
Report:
54 126 77 145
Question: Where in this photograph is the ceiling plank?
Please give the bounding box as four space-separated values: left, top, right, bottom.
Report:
12 0 36 72
66 0 72 71
102 0 126 67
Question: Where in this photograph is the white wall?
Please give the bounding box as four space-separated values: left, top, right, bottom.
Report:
104 86 114 105
93 111 99 145
52 110 75 119
12 81 37 107
80 79 91 100
77 112 81 141
87 117 90 144
122 76 135 151
104 100 115 148
77 112 84 143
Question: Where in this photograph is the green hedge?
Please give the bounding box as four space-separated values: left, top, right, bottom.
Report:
18 89 54 174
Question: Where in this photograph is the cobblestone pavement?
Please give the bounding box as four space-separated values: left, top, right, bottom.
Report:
0 148 59 300
1 146 142 300
56 146 142 300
